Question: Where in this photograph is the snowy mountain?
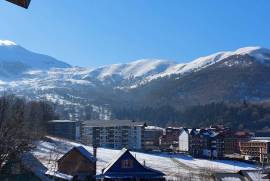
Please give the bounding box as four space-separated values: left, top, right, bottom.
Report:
11 46 270 89
85 59 175 80
149 46 270 79
1 40 269 88
74 46 270 86
1 42 270 120
128 46 270 108
0 40 70 79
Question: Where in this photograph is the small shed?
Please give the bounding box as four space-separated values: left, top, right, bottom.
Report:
6 0 31 8
97 148 165 181
57 146 97 181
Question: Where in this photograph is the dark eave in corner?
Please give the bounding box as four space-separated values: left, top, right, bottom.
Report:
6 0 31 9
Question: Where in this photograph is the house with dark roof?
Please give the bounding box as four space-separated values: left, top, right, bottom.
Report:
1 152 52 181
96 148 165 181
53 146 97 181
0 156 41 181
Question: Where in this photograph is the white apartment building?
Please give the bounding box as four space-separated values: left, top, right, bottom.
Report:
178 128 190 152
81 120 146 150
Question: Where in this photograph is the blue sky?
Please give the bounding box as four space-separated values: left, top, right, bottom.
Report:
1 0 270 67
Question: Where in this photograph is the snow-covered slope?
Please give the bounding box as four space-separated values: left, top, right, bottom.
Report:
0 40 70 78
0 45 270 109
85 59 175 81
28 137 257 180
1 41 269 84
79 46 270 84
0 45 269 91
150 46 270 80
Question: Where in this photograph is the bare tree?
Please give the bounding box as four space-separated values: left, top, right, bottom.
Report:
0 95 58 172
0 95 30 168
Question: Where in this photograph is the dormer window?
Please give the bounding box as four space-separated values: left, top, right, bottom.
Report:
121 159 133 168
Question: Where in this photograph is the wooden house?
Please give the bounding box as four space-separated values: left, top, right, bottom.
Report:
96 148 165 181
6 0 31 8
57 146 97 181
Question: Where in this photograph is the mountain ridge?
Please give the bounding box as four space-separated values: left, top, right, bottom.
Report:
1 41 270 122
1 40 270 84
0 40 71 79
78 46 270 85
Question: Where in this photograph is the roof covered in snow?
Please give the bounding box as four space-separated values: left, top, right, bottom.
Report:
145 126 164 131
82 120 146 127
250 137 270 143
48 120 78 123
45 170 73 180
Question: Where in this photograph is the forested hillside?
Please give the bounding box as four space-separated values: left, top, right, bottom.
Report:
113 101 270 133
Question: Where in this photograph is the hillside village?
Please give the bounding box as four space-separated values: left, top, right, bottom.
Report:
2 119 269 181
1 1 270 181
47 120 270 164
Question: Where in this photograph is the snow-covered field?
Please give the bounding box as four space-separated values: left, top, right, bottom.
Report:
28 137 258 180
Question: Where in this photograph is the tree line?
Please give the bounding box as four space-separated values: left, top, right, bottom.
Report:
113 101 270 132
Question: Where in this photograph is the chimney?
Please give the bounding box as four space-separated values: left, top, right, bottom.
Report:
93 146 97 175
93 146 97 158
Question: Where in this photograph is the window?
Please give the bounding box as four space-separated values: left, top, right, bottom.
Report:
121 159 133 168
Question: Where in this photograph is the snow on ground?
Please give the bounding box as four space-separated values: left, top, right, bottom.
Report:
29 136 258 181
221 177 241 181
174 155 256 172
32 137 182 176
244 170 270 181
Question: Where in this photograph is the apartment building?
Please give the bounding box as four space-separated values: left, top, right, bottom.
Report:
240 137 270 163
159 127 181 151
178 128 190 152
81 120 146 150
142 126 164 151
224 131 252 154
179 128 225 158
47 120 80 140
